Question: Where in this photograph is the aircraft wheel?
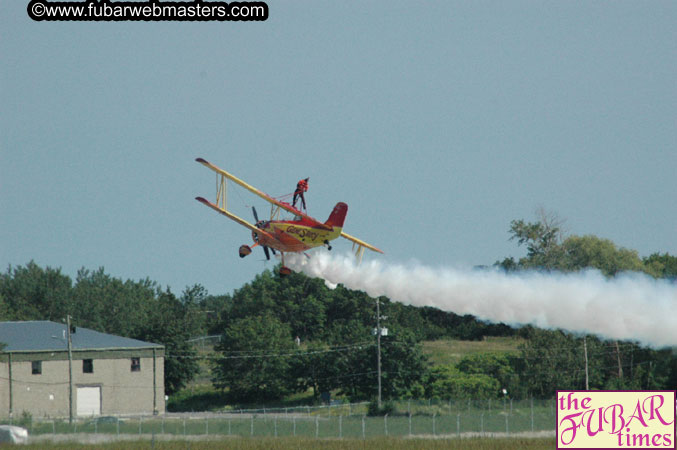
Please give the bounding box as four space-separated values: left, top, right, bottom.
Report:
239 245 252 258
279 266 292 277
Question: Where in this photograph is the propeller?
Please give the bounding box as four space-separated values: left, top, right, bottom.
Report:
252 206 272 261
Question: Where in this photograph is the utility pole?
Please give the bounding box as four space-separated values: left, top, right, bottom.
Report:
615 341 623 379
153 348 158 415
8 353 13 419
583 335 589 390
66 315 74 424
376 298 382 409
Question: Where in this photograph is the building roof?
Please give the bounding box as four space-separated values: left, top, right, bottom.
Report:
0 321 162 352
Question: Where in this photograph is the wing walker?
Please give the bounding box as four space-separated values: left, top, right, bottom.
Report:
195 158 383 276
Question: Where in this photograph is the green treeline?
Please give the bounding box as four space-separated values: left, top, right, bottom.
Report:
0 264 200 395
1 212 676 405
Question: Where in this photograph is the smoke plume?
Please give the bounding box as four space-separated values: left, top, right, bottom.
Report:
287 252 677 347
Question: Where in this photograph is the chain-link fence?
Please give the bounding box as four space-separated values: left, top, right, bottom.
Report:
2 398 557 439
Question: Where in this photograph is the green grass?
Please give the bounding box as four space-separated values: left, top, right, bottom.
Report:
22 437 556 450
167 385 320 412
422 337 524 366
166 385 229 412
26 400 556 439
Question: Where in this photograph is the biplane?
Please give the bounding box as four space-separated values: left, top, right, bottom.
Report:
195 158 383 276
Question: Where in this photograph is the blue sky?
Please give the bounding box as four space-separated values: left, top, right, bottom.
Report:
1 1 675 296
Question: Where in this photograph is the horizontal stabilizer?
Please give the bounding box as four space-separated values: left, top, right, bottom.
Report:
340 231 384 254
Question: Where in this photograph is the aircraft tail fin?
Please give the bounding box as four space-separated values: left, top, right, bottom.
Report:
325 202 348 229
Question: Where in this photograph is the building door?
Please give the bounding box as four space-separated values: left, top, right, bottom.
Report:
76 386 101 416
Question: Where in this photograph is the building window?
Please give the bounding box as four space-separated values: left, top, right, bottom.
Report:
32 361 42 375
131 357 141 372
83 359 93 374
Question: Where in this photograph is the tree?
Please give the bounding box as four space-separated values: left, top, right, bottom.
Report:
134 289 200 395
180 284 210 337
71 267 156 337
212 313 297 403
515 328 593 397
560 235 645 276
426 364 500 399
291 341 343 401
507 208 566 270
501 211 662 279
502 222 672 395
379 301 430 342
643 253 677 280
378 332 428 399
0 262 72 321
456 353 521 398
335 330 428 401
225 269 329 342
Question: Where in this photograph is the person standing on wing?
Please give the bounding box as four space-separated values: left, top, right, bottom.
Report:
292 177 309 210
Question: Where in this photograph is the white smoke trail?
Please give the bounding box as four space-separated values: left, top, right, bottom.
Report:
287 252 677 347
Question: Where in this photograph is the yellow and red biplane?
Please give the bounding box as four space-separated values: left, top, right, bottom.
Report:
195 158 383 276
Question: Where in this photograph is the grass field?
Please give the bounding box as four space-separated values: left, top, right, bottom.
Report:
421 336 524 366
22 437 556 449
20 398 556 440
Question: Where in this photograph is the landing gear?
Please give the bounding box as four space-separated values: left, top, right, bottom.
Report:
239 245 252 258
279 252 292 277
324 240 332 251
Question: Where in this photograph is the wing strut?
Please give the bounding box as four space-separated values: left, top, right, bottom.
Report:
196 158 333 230
352 242 367 264
196 157 384 261
341 231 384 255
216 172 227 210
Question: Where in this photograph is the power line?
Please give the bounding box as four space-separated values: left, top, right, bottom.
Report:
170 339 377 355
166 343 376 361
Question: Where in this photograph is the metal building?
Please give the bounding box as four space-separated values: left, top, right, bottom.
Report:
0 321 165 419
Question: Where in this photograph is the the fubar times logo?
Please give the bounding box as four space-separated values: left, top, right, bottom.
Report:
557 390 676 449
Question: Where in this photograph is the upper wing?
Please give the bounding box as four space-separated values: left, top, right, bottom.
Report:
196 157 384 257
196 158 331 230
195 196 276 241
